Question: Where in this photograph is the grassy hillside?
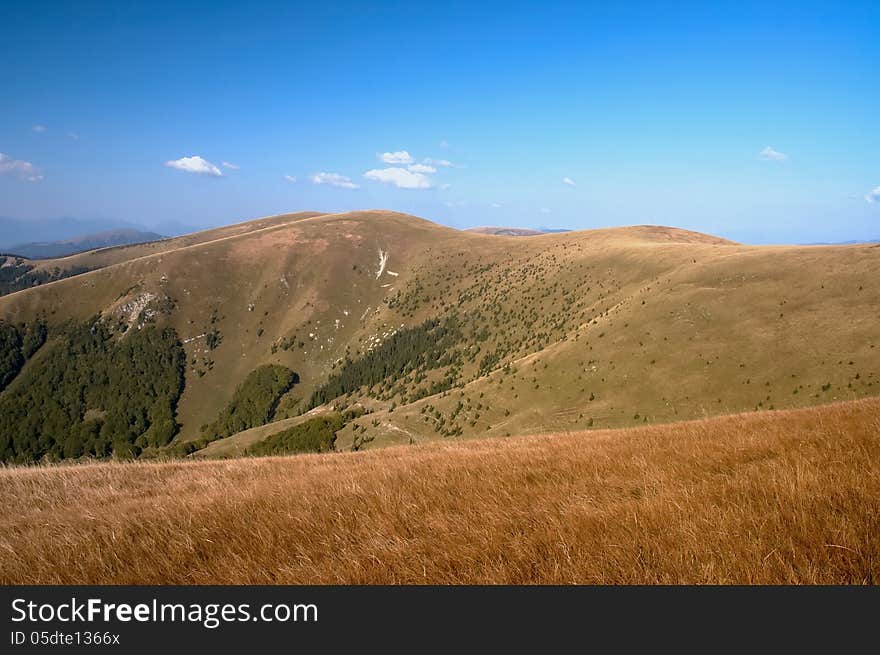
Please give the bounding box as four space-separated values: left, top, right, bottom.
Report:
0 210 877 461
335 229 880 451
1 398 876 584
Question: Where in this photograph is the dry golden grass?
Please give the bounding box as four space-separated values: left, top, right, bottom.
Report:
1 398 878 584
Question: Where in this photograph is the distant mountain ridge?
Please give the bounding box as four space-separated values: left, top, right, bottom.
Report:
0 216 198 253
6 228 165 259
803 239 880 245
465 226 571 236
0 217 139 250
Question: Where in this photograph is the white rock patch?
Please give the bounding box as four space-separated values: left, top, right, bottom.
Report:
375 249 388 279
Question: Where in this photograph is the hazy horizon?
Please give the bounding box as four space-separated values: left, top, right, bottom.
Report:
2 2 878 245
1 209 878 249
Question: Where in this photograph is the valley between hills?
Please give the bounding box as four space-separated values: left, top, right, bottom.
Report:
0 209 878 464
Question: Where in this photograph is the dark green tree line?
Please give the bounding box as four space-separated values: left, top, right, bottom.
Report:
201 364 299 442
308 317 462 408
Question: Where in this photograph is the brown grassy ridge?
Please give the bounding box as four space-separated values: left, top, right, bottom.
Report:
3 210 878 450
1 398 878 584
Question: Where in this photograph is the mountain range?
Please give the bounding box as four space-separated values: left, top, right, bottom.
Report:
0 216 194 252
4 228 165 259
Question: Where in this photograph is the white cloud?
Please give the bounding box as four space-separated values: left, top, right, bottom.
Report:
563 176 576 187
539 208 551 214
0 152 43 181
438 183 451 190
310 171 359 189
378 150 414 164
443 200 465 207
866 186 880 204
67 132 80 140
222 161 240 170
439 140 450 149
32 125 47 133
424 157 453 167
759 146 788 161
364 167 433 189
164 155 223 177
283 175 297 183
490 202 502 208
408 163 436 174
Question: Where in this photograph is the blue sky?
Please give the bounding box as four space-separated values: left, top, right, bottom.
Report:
1 1 878 243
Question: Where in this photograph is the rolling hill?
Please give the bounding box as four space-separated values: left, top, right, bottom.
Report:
0 209 877 463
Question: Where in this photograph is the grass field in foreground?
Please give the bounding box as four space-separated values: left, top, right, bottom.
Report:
1 398 877 584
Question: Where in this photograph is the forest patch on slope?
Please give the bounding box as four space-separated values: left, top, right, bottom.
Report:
200 364 299 443
0 319 185 463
